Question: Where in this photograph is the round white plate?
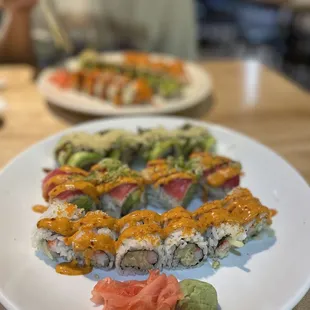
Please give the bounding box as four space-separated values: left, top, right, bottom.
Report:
0 116 310 310
37 52 212 116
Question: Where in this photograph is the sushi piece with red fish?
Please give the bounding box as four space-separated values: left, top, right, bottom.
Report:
42 166 88 201
89 159 146 218
190 152 242 199
142 157 199 210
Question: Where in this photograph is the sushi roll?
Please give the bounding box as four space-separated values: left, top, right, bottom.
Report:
122 78 153 105
71 71 85 90
33 201 85 262
90 159 146 217
138 127 183 161
42 166 88 201
93 71 116 99
190 152 242 199
106 75 131 105
115 223 165 275
54 132 105 169
163 218 208 269
223 188 275 240
82 70 101 95
118 209 161 233
34 203 117 271
175 124 216 158
95 130 141 164
161 206 192 228
142 158 199 209
196 203 246 259
47 180 99 211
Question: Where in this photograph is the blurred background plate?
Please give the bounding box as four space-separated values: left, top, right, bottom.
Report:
37 52 212 116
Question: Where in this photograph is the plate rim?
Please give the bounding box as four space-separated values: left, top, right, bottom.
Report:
0 115 310 310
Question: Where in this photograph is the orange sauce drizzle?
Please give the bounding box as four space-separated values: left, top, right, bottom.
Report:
161 206 192 227
163 218 201 238
56 260 93 276
207 166 241 187
32 205 48 214
118 210 161 229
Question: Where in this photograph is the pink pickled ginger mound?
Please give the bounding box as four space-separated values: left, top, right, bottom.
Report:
91 270 183 310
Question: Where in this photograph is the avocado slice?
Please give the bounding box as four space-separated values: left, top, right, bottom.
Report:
182 183 198 207
56 143 73 166
70 195 95 211
148 140 180 160
67 151 102 170
121 189 142 216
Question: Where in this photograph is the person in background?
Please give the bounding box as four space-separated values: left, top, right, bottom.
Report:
0 0 198 67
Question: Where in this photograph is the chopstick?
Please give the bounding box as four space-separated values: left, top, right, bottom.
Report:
39 0 74 54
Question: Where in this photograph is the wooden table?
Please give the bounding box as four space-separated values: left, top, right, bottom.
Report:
0 61 309 309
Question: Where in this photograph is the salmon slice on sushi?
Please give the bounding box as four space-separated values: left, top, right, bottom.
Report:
190 152 242 199
142 158 199 209
89 159 146 217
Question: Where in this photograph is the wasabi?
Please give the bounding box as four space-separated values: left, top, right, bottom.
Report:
177 279 218 310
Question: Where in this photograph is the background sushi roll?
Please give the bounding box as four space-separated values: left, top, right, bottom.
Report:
47 180 99 211
32 201 85 262
175 124 216 157
190 152 242 200
163 218 208 269
142 158 199 209
54 132 106 169
115 223 165 275
118 210 161 233
138 127 183 161
90 159 146 217
197 205 246 259
122 78 153 105
95 130 141 164
223 188 275 240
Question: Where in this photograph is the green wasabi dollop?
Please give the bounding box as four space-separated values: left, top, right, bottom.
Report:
177 279 218 310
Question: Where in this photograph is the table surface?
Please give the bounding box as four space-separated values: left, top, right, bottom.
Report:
0 60 309 309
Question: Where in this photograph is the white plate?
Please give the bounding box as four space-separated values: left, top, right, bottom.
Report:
37 52 212 116
0 116 310 310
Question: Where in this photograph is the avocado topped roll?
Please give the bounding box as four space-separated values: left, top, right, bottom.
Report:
138 127 183 161
197 203 246 259
142 158 200 209
223 188 276 240
115 223 165 275
95 129 141 164
55 132 105 169
89 159 146 218
190 152 242 199
175 124 216 158
163 218 208 269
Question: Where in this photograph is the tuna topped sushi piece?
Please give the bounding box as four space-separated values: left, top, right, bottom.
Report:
196 203 246 259
174 124 216 158
89 159 146 218
42 166 88 201
163 218 208 269
190 152 242 199
223 188 276 240
142 158 200 210
47 180 99 211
